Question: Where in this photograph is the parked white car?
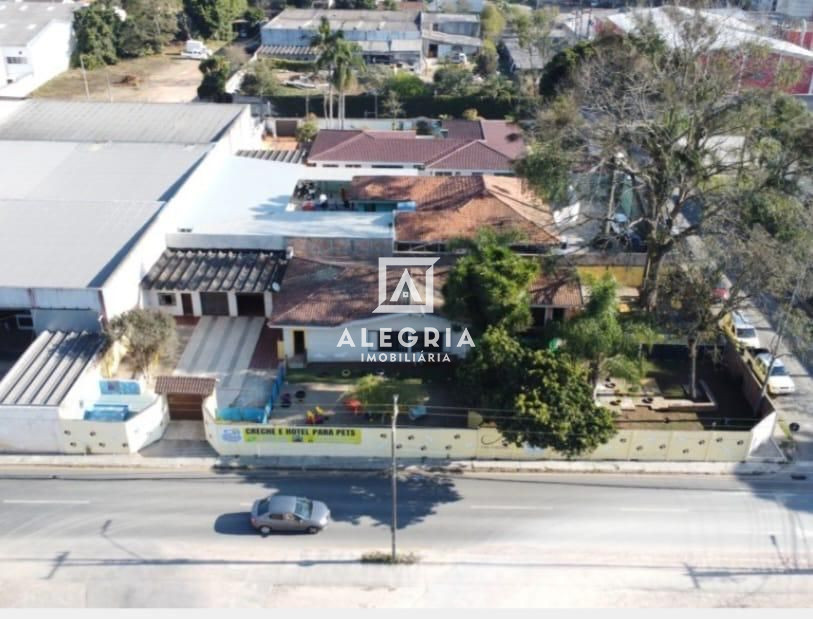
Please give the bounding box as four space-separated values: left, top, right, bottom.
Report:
181 40 212 60
449 52 467 64
750 352 796 395
720 311 760 349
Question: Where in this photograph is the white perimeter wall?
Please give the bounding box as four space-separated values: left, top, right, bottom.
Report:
0 405 62 453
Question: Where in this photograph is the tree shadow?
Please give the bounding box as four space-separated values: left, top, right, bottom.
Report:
211 470 462 530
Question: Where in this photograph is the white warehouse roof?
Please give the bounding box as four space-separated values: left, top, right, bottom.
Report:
0 100 250 144
0 1 78 47
0 141 212 202
0 199 163 289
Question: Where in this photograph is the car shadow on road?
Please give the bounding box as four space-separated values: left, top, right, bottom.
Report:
211 469 462 530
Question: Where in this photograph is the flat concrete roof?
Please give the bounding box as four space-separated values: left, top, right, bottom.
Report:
168 156 393 246
264 8 419 31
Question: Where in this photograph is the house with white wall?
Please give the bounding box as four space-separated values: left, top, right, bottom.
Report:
0 1 78 98
268 258 470 365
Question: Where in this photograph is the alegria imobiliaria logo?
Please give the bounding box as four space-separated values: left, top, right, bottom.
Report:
337 257 474 363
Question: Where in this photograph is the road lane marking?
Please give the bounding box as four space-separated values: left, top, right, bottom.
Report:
470 505 552 511
619 507 690 513
3 499 90 505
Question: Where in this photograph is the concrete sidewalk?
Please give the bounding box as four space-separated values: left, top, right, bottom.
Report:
0 453 790 475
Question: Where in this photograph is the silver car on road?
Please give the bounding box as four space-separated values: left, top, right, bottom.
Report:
250 495 330 535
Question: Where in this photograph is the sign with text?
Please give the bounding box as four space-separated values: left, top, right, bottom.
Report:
242 426 362 444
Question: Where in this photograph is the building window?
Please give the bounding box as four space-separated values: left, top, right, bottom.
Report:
6 57 28 65
158 293 176 307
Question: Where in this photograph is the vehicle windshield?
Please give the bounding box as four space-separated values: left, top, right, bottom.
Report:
257 498 270 514
770 365 789 377
737 328 757 339
294 498 313 519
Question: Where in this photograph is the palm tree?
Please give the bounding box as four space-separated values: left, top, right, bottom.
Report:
331 39 364 129
311 17 342 127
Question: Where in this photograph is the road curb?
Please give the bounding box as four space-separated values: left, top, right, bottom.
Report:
0 454 789 475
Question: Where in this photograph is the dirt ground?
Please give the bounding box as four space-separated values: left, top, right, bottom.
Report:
33 43 207 103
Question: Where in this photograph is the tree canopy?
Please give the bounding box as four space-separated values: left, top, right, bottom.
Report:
184 0 247 40
520 9 813 311
442 230 540 336
73 1 120 69
460 326 616 456
105 309 177 380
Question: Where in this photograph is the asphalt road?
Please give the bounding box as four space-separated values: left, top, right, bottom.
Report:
0 468 811 607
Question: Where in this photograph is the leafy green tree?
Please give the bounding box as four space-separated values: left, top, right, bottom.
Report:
351 375 426 421
474 40 498 77
562 273 658 387
433 63 473 96
73 1 120 69
480 4 506 41
443 229 540 336
331 38 365 129
118 0 182 58
520 11 813 311
240 58 281 95
381 0 398 9
537 38 599 99
460 326 616 456
184 0 247 39
105 309 177 380
296 113 319 144
384 72 427 98
462 108 479 120
197 55 231 100
335 0 376 8
382 89 404 123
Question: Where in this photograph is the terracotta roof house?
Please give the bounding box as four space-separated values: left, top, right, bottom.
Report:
268 258 468 365
348 175 560 252
528 272 584 327
306 120 525 176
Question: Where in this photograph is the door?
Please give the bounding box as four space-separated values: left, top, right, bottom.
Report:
236 293 265 316
181 293 194 316
293 330 306 356
166 393 204 420
200 292 229 316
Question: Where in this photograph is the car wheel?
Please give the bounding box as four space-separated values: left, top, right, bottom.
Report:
259 526 271 535
306 526 319 534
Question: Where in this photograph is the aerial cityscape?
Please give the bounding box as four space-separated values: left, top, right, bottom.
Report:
0 0 812 610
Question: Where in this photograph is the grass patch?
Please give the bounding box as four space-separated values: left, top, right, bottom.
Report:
361 551 419 565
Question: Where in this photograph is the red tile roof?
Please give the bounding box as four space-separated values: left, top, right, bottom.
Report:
529 274 583 308
307 120 525 171
352 175 559 246
269 258 450 327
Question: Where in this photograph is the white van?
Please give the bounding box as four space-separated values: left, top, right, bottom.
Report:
181 40 212 60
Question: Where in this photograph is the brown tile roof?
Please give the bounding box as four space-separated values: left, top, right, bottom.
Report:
349 175 483 209
307 120 525 170
373 175 560 246
154 376 217 396
528 273 583 308
269 258 450 327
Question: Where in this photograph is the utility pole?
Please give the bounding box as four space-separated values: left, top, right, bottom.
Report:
79 54 90 100
390 393 399 563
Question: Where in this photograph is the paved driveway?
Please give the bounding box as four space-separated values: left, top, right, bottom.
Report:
175 317 270 410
